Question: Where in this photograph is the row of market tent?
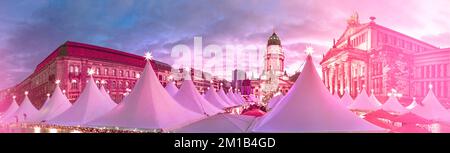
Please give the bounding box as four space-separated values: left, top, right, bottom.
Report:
2 50 448 133
0 53 251 131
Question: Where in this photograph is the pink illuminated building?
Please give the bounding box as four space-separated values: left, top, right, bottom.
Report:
321 13 450 105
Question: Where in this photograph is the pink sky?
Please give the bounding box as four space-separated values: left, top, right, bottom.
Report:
0 0 450 89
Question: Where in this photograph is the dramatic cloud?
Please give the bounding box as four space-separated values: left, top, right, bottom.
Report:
0 0 449 89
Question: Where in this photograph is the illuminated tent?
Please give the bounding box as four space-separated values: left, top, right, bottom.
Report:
0 98 19 122
340 90 353 107
267 94 284 110
203 86 229 109
227 92 242 106
49 76 117 126
165 81 178 96
368 91 382 108
381 95 408 115
3 94 39 123
29 85 72 123
87 59 205 130
100 85 116 105
252 54 384 132
217 88 235 107
175 114 256 133
348 88 381 112
235 93 246 104
173 79 223 116
333 92 340 102
410 87 450 123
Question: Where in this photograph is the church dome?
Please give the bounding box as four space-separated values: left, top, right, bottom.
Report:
267 32 281 46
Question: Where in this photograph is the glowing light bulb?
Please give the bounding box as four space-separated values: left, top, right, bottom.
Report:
12 96 16 99
55 80 61 84
46 93 50 97
429 84 433 90
305 46 314 55
24 91 29 95
87 69 95 76
144 52 153 60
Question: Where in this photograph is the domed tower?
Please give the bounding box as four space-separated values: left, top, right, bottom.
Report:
264 32 285 76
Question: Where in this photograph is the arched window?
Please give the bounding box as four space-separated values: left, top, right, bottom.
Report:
126 71 130 78
69 66 74 73
112 69 116 76
112 81 116 89
74 66 79 74
96 68 100 75
120 70 123 77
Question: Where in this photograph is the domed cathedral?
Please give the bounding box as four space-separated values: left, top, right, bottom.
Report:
259 32 291 100
320 12 448 103
265 32 285 75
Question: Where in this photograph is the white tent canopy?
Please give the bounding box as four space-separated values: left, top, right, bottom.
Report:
0 98 19 122
340 90 353 107
368 91 382 108
175 114 256 133
29 85 72 123
173 80 223 116
252 55 384 132
217 88 235 107
381 95 408 115
227 92 242 106
235 93 246 104
87 60 205 130
333 92 340 102
3 94 39 123
348 88 381 112
100 85 116 104
410 88 450 123
49 76 117 126
165 81 178 96
267 94 284 110
203 86 229 109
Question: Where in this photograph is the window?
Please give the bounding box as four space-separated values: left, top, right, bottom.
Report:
75 66 79 74
96 68 100 75
112 81 116 89
431 65 435 78
112 69 116 76
69 66 74 73
104 68 109 76
126 71 130 78
120 70 123 77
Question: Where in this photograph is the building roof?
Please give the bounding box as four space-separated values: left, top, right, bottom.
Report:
267 32 281 46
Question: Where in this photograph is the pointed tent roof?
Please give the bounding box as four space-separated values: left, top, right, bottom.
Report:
175 114 256 133
227 92 242 106
410 88 450 123
252 55 384 132
267 94 284 110
165 81 178 96
340 91 353 107
4 94 39 123
100 85 116 104
369 91 382 108
173 80 223 116
218 88 235 107
87 60 205 130
0 98 19 122
29 85 72 123
235 93 246 104
333 92 340 102
381 96 408 115
348 88 381 112
204 86 229 109
49 76 117 126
